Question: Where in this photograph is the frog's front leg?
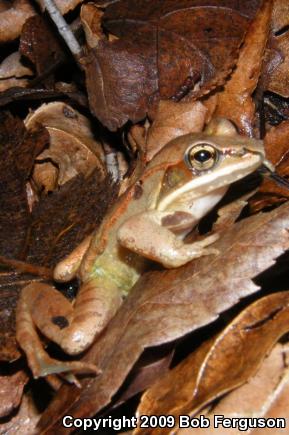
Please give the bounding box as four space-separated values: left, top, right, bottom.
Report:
117 211 219 268
16 280 122 380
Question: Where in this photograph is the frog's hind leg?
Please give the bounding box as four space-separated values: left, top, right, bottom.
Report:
16 282 100 382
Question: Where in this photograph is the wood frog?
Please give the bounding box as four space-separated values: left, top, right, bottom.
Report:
16 119 270 384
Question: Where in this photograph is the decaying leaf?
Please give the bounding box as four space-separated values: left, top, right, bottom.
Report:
134 291 289 434
81 3 104 49
213 0 272 135
84 0 261 130
19 15 67 83
0 394 40 434
272 0 289 32
0 0 35 43
54 0 84 15
146 100 207 160
38 201 289 432
179 343 289 435
25 102 106 190
265 30 289 98
0 52 34 92
250 121 289 212
113 350 174 409
0 369 28 418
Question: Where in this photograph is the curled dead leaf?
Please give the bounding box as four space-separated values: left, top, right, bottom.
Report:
0 394 40 434
135 291 289 434
0 0 35 43
81 3 104 49
178 342 289 434
24 102 106 191
0 52 33 80
266 30 289 98
19 15 67 82
0 52 34 92
213 0 272 135
0 369 28 418
272 0 289 33
250 121 289 212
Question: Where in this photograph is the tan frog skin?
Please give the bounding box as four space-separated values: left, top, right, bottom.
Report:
16 119 268 383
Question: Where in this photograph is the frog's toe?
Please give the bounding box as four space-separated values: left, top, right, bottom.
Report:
29 352 100 385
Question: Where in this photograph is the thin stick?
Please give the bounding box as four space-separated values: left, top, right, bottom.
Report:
0 256 53 279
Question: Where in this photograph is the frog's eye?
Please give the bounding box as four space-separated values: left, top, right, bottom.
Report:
185 143 219 171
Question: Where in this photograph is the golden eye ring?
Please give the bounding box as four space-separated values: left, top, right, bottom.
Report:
185 142 219 171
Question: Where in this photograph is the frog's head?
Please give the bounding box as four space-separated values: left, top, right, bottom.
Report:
153 131 268 211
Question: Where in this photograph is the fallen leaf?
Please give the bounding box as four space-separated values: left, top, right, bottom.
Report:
0 394 40 434
84 0 261 130
19 15 67 84
25 102 106 190
38 201 289 433
178 342 289 434
54 0 84 15
146 100 207 160
250 121 289 212
0 369 28 418
113 349 174 409
265 30 289 98
0 52 34 92
134 291 289 434
213 0 272 135
0 0 35 43
81 3 104 49
272 0 289 33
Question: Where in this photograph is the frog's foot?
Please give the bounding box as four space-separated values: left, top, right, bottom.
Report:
29 349 99 379
18 330 99 388
17 321 100 386
16 283 101 386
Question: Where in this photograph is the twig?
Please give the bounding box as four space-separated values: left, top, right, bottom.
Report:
0 256 53 279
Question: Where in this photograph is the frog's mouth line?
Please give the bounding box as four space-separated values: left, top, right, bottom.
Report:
157 153 263 211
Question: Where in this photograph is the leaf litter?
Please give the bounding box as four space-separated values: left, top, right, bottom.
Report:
1 0 289 433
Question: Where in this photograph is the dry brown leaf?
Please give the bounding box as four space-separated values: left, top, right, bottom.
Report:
146 100 207 160
135 291 289 435
113 350 174 409
19 15 67 84
54 0 84 14
178 343 289 435
266 30 289 98
0 394 40 434
0 52 33 79
0 0 35 43
38 201 289 433
0 369 28 418
25 102 106 190
272 0 289 33
250 121 289 212
81 3 104 49
214 0 272 135
84 0 261 130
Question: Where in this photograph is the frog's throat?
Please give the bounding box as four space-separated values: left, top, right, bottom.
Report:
157 154 262 211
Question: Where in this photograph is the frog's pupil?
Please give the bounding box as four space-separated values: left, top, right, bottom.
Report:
194 149 212 163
